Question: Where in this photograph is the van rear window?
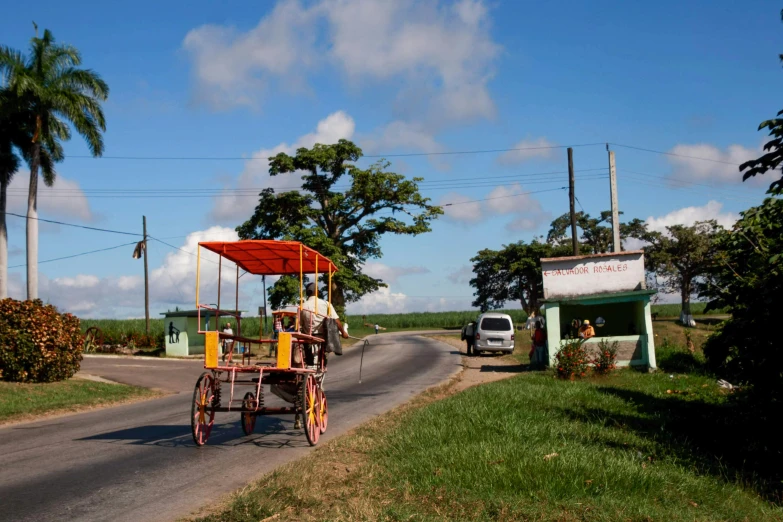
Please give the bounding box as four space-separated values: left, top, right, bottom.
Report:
481 318 511 331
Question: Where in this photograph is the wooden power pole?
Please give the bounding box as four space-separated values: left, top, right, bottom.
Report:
568 147 579 256
143 216 150 335
608 148 621 252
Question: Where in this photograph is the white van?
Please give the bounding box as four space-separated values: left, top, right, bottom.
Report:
474 312 515 354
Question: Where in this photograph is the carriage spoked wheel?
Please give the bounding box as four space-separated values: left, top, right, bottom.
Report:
241 391 257 436
300 373 321 446
191 372 216 446
317 386 328 434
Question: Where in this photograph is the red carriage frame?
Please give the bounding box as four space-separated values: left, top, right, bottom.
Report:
190 240 337 447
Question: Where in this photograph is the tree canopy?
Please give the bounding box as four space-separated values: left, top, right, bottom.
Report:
546 210 646 254
641 221 724 323
236 140 442 315
470 240 570 314
701 198 783 398
0 27 108 299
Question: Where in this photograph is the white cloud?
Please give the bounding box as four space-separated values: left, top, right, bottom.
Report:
667 143 764 186
447 265 472 285
360 120 447 169
5 226 265 318
7 172 94 221
440 183 550 231
623 200 739 252
363 261 429 284
324 0 499 124
497 137 559 165
644 200 738 232
182 0 318 110
182 0 500 124
440 192 483 223
210 111 355 222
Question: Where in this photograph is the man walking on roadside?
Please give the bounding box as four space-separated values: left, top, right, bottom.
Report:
461 321 476 356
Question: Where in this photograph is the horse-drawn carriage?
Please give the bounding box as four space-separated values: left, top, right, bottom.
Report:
191 240 340 447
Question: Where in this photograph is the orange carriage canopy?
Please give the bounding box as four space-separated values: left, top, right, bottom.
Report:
198 240 338 276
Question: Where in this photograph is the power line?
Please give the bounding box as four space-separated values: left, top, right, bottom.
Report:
441 186 566 207
5 212 142 236
610 143 744 166
5 168 609 197
60 143 606 161
8 241 138 269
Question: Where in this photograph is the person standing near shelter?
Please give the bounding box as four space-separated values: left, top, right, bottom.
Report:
578 319 595 339
461 321 476 356
530 322 547 368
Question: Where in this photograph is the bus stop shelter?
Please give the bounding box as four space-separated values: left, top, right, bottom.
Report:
161 309 242 356
540 251 657 369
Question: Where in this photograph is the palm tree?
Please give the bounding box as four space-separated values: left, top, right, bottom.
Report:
0 93 21 299
0 27 108 299
0 88 62 299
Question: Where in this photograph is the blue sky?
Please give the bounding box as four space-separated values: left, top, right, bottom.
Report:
2 0 780 318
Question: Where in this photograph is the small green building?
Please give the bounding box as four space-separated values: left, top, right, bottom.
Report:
161 309 242 357
540 251 657 369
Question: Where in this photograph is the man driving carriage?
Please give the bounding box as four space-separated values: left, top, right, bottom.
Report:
300 282 349 340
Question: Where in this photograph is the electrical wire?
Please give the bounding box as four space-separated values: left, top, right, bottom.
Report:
5 212 142 236
609 142 744 166
60 142 607 161
8 241 139 269
5 168 609 197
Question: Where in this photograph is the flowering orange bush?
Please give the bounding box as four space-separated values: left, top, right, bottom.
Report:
593 339 618 375
0 298 84 383
554 338 589 379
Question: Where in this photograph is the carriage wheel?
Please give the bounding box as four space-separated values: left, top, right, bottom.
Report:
318 387 328 434
300 374 320 446
191 372 216 446
241 391 257 436
84 326 103 353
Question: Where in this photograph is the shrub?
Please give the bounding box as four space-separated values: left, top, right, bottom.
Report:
0 299 84 383
593 339 618 375
554 338 589 380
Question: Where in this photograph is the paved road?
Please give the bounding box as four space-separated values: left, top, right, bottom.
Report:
0 333 460 522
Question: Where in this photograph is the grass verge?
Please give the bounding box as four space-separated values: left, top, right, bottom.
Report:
193 362 781 520
0 378 160 424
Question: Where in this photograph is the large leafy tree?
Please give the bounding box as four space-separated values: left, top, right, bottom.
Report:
701 198 783 399
0 27 108 299
470 240 570 315
547 210 646 253
236 140 442 315
642 221 724 326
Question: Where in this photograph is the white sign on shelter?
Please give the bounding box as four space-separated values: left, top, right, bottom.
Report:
541 250 646 299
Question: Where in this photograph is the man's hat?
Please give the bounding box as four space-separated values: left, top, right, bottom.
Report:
583 319 590 325
306 282 316 293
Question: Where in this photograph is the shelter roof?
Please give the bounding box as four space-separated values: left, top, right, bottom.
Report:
199 240 338 276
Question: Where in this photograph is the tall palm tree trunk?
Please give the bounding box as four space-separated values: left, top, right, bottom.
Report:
26 138 40 300
0 176 8 299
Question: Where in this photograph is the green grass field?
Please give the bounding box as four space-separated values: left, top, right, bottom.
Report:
0 379 159 423
81 303 725 339
193 318 780 522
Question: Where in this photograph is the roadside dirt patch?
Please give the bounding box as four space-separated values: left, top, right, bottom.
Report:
425 334 526 392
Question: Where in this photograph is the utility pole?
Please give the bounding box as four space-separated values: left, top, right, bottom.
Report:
568 147 579 256
608 146 621 252
143 216 150 335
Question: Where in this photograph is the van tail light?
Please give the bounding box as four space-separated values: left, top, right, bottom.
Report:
511 334 515 341
475 333 480 340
